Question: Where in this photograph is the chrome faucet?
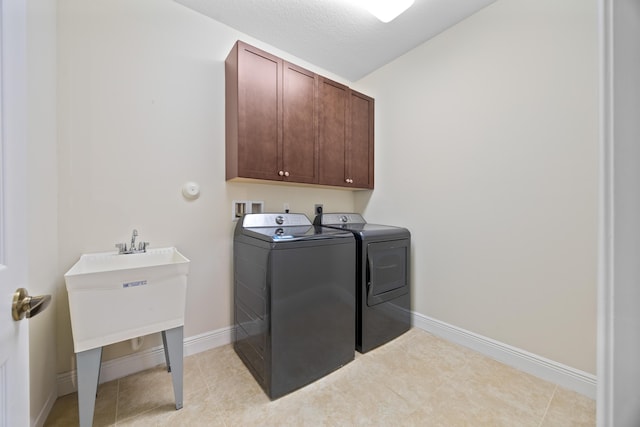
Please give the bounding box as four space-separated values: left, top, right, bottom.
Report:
116 229 149 254
130 229 138 250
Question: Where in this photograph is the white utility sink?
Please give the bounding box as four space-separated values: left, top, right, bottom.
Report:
64 247 190 353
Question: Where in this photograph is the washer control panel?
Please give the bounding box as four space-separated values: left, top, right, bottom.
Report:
242 213 312 228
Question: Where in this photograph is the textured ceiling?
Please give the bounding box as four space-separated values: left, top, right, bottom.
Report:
174 0 497 81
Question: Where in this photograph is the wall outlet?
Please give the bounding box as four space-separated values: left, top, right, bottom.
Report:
234 201 246 219
251 202 263 214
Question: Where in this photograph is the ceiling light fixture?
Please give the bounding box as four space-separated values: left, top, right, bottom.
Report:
363 0 415 23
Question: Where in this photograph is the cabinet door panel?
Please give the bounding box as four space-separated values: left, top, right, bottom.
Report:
283 63 318 183
318 78 348 187
237 45 281 180
349 90 374 189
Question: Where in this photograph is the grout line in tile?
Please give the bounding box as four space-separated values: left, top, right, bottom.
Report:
114 378 120 425
115 406 156 426
195 353 216 396
537 384 558 427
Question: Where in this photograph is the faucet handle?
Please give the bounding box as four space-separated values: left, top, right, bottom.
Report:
115 243 126 253
138 242 149 251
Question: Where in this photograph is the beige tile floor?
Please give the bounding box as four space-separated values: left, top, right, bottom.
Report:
45 328 595 426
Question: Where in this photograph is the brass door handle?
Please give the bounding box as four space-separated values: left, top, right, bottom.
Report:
12 288 51 321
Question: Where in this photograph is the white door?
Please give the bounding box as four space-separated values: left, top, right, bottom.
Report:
598 0 640 425
0 0 30 426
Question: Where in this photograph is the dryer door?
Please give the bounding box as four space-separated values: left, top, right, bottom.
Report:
366 239 409 306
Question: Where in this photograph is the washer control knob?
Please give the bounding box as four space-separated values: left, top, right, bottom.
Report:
340 215 348 223
275 215 284 225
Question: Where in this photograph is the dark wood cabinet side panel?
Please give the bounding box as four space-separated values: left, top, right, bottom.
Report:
349 91 374 189
225 43 239 180
318 78 348 187
237 46 282 180
283 62 318 184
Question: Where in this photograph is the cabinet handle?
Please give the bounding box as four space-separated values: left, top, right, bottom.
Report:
345 178 353 184
278 171 284 176
284 171 290 177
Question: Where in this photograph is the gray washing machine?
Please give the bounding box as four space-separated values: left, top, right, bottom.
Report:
314 213 411 353
233 213 355 399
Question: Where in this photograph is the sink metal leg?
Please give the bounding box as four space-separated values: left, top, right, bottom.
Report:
161 330 171 372
163 326 184 410
76 347 103 427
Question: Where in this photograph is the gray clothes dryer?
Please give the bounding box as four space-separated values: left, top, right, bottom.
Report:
314 213 411 353
233 213 355 399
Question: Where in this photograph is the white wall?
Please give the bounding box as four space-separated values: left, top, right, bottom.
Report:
55 0 355 375
27 0 58 424
356 0 598 374
599 0 640 424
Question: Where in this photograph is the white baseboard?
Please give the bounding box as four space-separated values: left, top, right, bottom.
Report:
56 315 597 401
411 312 597 399
32 389 57 427
56 326 233 397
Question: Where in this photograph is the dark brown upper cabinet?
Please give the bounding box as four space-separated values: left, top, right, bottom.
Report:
317 78 349 188
226 41 280 181
226 41 373 189
226 41 318 184
348 90 375 189
318 78 374 189
282 61 318 184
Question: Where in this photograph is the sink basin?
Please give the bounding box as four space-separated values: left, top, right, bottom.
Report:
64 247 190 353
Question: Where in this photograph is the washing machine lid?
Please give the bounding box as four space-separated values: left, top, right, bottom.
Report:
238 213 353 242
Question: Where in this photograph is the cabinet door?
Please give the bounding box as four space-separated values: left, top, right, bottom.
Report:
236 43 282 180
318 77 349 187
348 90 374 189
282 62 318 183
